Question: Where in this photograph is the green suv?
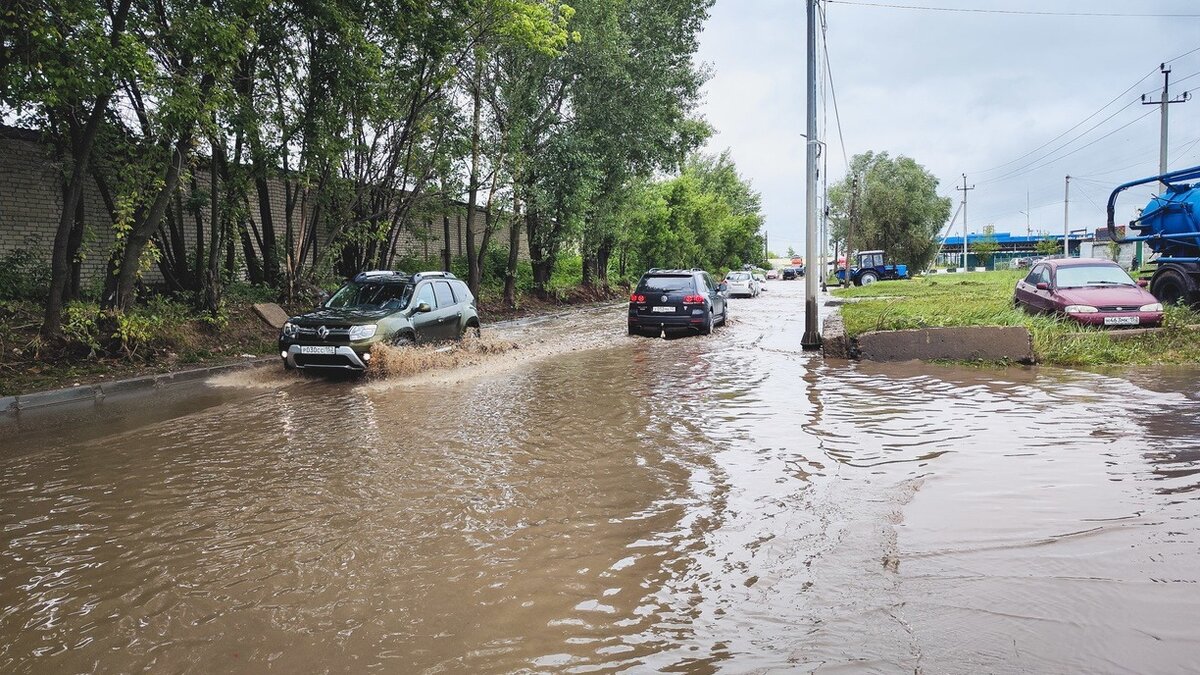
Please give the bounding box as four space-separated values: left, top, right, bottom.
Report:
279 270 480 371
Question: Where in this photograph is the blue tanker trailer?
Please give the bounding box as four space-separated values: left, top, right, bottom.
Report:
1107 165 1200 305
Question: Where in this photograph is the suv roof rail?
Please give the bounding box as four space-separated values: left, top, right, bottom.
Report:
645 268 702 275
413 270 457 281
353 270 407 282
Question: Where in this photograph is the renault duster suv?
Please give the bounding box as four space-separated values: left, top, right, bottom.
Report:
279 270 480 370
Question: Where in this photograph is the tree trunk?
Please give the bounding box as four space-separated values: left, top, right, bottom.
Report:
66 191 87 301
42 104 109 338
106 138 189 310
442 211 452 272
464 56 483 295
503 192 521 308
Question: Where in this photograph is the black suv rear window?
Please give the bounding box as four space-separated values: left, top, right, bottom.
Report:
638 276 695 294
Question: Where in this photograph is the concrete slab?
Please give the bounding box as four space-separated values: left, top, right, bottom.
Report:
857 326 1034 364
253 303 290 329
821 312 851 360
15 384 102 410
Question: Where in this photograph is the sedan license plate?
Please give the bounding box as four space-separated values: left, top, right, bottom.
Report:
1104 316 1139 326
300 345 337 354
651 306 675 313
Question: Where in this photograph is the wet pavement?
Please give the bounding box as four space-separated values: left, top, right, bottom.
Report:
2 281 1200 673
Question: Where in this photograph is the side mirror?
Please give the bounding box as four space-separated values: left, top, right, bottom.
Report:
1035 282 1049 291
414 301 432 313
718 282 728 292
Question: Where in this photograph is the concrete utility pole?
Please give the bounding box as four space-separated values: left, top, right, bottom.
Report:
845 177 858 288
801 0 821 349
956 174 974 269
1063 175 1070 258
1142 62 1190 188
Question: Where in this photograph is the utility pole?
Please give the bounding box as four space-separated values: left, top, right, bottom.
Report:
1063 175 1070 258
1142 62 1190 188
1024 191 1031 238
801 0 821 349
956 174 974 270
844 177 858 288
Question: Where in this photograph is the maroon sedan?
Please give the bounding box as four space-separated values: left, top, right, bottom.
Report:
1013 258 1164 327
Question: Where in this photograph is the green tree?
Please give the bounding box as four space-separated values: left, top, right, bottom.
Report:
828 151 951 271
974 225 1000 269
1035 237 1061 256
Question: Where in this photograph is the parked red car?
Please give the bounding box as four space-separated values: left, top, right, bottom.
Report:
1013 258 1164 327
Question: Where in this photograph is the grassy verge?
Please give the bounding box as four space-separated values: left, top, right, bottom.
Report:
832 270 1200 367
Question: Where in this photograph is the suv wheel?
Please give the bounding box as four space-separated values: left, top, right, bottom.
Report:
463 322 481 339
699 310 713 335
391 332 415 347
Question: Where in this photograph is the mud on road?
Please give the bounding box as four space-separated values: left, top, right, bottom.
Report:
3 283 1200 673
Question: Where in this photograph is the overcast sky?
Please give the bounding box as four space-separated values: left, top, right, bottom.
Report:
695 0 1200 256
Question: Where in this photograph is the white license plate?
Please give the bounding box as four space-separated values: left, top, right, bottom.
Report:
651 306 675 313
300 345 337 354
1104 316 1139 326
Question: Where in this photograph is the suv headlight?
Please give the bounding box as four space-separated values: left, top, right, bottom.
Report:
1139 302 1163 312
282 322 298 338
348 324 378 341
1064 305 1097 313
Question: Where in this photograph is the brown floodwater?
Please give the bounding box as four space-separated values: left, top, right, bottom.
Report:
2 282 1199 673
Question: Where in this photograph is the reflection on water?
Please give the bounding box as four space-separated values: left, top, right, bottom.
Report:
2 286 1200 673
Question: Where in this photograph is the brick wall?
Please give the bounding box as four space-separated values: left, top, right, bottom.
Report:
0 130 528 287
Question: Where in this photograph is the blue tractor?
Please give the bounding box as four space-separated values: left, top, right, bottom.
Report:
1107 165 1200 305
835 250 909 286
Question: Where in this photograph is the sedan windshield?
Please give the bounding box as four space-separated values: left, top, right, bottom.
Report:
325 281 413 309
1055 265 1135 289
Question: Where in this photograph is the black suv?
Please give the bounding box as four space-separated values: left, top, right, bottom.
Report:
279 270 480 370
781 267 797 280
628 268 728 337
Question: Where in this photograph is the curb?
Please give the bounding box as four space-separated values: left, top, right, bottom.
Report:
2 357 275 416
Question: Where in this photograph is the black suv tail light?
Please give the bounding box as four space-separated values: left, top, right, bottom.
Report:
630 294 646 302
682 295 705 304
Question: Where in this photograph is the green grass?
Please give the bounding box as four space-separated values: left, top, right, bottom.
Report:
832 271 1200 367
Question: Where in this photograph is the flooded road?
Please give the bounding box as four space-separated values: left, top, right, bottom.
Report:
3 281 1200 673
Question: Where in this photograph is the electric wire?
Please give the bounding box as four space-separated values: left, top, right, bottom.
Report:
819 2 850 170
825 1 1200 19
982 106 1158 185
971 71 1154 176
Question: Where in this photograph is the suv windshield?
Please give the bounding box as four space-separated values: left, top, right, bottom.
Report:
1056 265 1135 289
638 276 695 294
325 281 413 309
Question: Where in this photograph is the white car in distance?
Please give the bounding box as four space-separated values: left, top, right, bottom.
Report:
724 271 758 297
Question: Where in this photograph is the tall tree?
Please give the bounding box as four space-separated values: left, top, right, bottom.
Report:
1 0 139 336
828 151 952 272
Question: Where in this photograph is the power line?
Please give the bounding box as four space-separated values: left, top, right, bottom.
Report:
982 106 1157 185
819 2 849 169
971 68 1156 175
825 1 1200 18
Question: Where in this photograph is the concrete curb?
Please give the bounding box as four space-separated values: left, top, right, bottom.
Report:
3 357 275 416
856 326 1034 364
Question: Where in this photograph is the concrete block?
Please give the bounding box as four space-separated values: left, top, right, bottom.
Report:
253 302 290 329
857 326 1034 363
821 312 851 360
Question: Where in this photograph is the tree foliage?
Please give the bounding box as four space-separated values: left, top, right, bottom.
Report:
828 151 951 272
1 0 766 336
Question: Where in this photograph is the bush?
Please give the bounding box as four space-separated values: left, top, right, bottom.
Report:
0 238 51 302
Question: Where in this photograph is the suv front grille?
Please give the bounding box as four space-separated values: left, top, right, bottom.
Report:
295 326 352 344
